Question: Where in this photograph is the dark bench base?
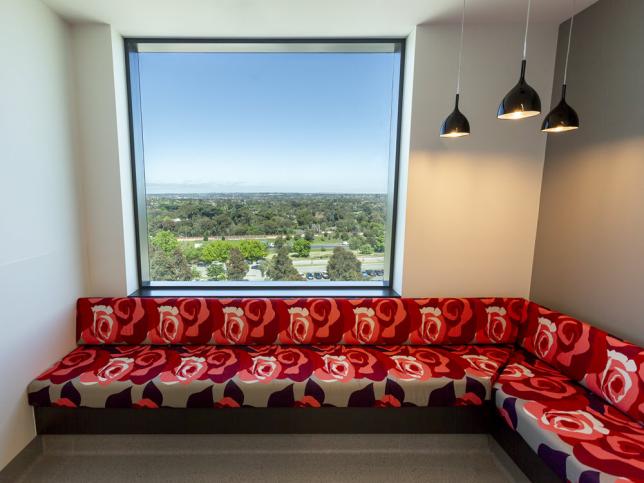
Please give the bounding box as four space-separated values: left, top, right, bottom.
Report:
491 413 561 483
35 406 493 434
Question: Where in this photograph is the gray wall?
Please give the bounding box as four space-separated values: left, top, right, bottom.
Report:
531 0 644 346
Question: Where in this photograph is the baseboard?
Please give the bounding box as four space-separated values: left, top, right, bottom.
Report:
35 406 492 434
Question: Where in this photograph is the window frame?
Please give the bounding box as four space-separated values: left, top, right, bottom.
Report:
124 37 406 295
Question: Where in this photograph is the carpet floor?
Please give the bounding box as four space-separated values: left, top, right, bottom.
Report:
1 434 528 482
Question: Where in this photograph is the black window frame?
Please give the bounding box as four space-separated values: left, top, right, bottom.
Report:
124 37 406 297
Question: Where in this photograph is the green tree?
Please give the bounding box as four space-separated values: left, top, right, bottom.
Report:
239 239 268 262
151 230 179 254
349 236 365 250
359 244 374 255
304 230 315 242
327 247 362 281
274 237 286 249
226 248 249 281
266 245 302 281
190 267 202 280
292 238 311 258
201 240 231 263
183 244 203 263
206 262 227 281
149 245 192 281
372 234 385 253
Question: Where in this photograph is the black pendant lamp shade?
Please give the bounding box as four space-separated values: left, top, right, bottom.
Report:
541 84 579 132
440 0 470 138
440 94 470 138
542 4 579 133
497 59 541 119
497 0 541 120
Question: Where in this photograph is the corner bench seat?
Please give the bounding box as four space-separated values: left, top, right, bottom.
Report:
493 301 644 482
25 296 644 482
495 349 644 482
29 344 513 408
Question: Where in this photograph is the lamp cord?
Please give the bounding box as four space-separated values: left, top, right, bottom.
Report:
456 0 466 94
563 0 575 85
522 0 531 60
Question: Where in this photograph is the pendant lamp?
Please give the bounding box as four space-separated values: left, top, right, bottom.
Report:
440 0 470 138
497 0 541 120
542 0 579 133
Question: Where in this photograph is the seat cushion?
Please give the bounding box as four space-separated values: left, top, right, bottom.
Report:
494 349 644 482
29 344 512 409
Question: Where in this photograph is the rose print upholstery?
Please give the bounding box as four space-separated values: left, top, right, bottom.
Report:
495 350 644 482
76 297 528 346
520 303 644 424
28 296 644 481
28 344 513 409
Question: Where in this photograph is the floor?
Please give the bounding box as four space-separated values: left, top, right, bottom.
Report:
1 434 529 483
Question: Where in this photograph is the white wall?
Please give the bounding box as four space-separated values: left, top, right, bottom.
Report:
71 24 137 296
391 29 416 293
0 0 86 470
399 22 558 298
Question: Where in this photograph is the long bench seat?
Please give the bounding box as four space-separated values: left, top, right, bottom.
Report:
26 296 644 482
28 344 513 409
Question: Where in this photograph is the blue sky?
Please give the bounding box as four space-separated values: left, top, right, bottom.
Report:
138 50 400 194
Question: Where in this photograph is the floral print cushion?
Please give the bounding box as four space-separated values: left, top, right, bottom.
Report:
76 297 528 346
495 349 644 482
520 303 644 424
28 344 513 409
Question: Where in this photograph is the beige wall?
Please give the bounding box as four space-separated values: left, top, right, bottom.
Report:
399 23 557 298
531 0 644 346
0 0 86 470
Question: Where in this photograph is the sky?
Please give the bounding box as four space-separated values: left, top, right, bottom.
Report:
138 49 400 194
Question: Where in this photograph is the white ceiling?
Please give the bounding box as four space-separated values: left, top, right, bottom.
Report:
42 0 598 37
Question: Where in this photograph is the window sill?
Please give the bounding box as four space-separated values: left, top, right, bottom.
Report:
129 287 400 298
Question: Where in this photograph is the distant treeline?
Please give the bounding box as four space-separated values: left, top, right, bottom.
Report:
146 193 387 248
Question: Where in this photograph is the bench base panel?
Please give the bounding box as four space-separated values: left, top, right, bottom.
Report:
35 406 492 434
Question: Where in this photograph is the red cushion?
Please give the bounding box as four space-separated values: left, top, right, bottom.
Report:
495 350 644 482
28 344 513 408
76 297 528 346
520 303 644 424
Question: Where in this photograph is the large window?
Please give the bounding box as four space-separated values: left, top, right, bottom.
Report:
126 40 404 290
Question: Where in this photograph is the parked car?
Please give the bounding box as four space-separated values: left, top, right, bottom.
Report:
306 273 314 280
314 272 323 280
322 272 329 279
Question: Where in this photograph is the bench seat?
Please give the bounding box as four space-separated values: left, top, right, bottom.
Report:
28 344 512 409
495 349 644 482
